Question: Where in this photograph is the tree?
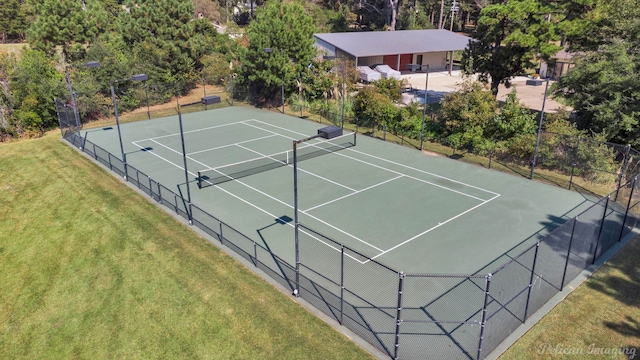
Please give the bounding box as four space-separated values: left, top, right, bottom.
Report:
461 0 561 96
26 0 99 60
119 0 216 90
193 0 221 23
553 42 640 146
242 0 317 105
0 0 27 43
551 0 640 146
8 50 65 133
353 86 397 128
438 80 497 149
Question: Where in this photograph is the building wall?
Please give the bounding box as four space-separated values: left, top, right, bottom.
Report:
314 38 336 57
412 52 448 70
357 56 384 67
356 52 449 70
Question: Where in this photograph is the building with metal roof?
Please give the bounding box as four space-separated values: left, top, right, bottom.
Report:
314 29 471 73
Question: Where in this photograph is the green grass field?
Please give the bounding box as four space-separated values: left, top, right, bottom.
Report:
500 236 640 359
0 132 375 359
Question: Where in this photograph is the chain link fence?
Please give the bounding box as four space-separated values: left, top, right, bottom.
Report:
58 99 640 359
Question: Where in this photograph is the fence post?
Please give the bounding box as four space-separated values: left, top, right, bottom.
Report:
253 240 258 266
93 144 98 160
524 243 540 320
340 245 345 325
476 273 492 360
393 271 405 360
148 177 153 198
219 222 224 245
561 218 579 289
157 182 162 203
592 196 610 264
383 125 387 141
82 133 87 151
615 144 632 202
173 194 179 214
618 177 637 242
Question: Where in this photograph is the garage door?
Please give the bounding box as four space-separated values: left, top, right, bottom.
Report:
383 55 397 69
399 54 412 72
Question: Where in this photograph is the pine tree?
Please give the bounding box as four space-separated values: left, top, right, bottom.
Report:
26 0 99 60
119 0 207 87
243 0 317 104
461 0 562 96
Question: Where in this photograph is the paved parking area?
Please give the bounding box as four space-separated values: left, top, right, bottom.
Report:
401 70 568 113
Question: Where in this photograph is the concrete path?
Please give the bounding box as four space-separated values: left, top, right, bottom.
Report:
400 70 568 113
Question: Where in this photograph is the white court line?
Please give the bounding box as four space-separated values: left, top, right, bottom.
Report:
134 118 501 261
131 141 186 171
134 135 382 252
370 193 501 261
303 175 403 212
247 119 500 198
134 119 252 142
130 139 358 260
245 119 489 202
187 134 278 156
234 143 357 192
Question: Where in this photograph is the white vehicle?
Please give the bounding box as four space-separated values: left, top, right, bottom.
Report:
357 66 382 82
373 64 401 80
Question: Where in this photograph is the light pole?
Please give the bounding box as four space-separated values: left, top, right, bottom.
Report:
177 95 221 224
263 48 285 114
406 63 429 150
528 78 550 180
323 55 347 129
65 61 100 132
110 74 148 180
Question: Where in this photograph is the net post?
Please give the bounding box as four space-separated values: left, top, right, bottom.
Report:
524 242 540 320
618 177 637 242
393 271 405 360
197 171 202 189
476 273 492 360
592 196 610 264
561 217 579 288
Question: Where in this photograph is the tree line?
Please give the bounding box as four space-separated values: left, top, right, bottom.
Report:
0 0 638 151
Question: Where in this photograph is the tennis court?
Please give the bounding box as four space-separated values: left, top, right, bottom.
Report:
82 107 596 275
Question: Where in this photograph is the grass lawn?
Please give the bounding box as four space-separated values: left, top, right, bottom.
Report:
500 235 640 359
0 132 375 359
0 43 28 57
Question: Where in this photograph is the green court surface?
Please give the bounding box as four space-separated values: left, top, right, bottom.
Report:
82 107 596 275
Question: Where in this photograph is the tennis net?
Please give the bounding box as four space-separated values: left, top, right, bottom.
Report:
197 131 356 188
